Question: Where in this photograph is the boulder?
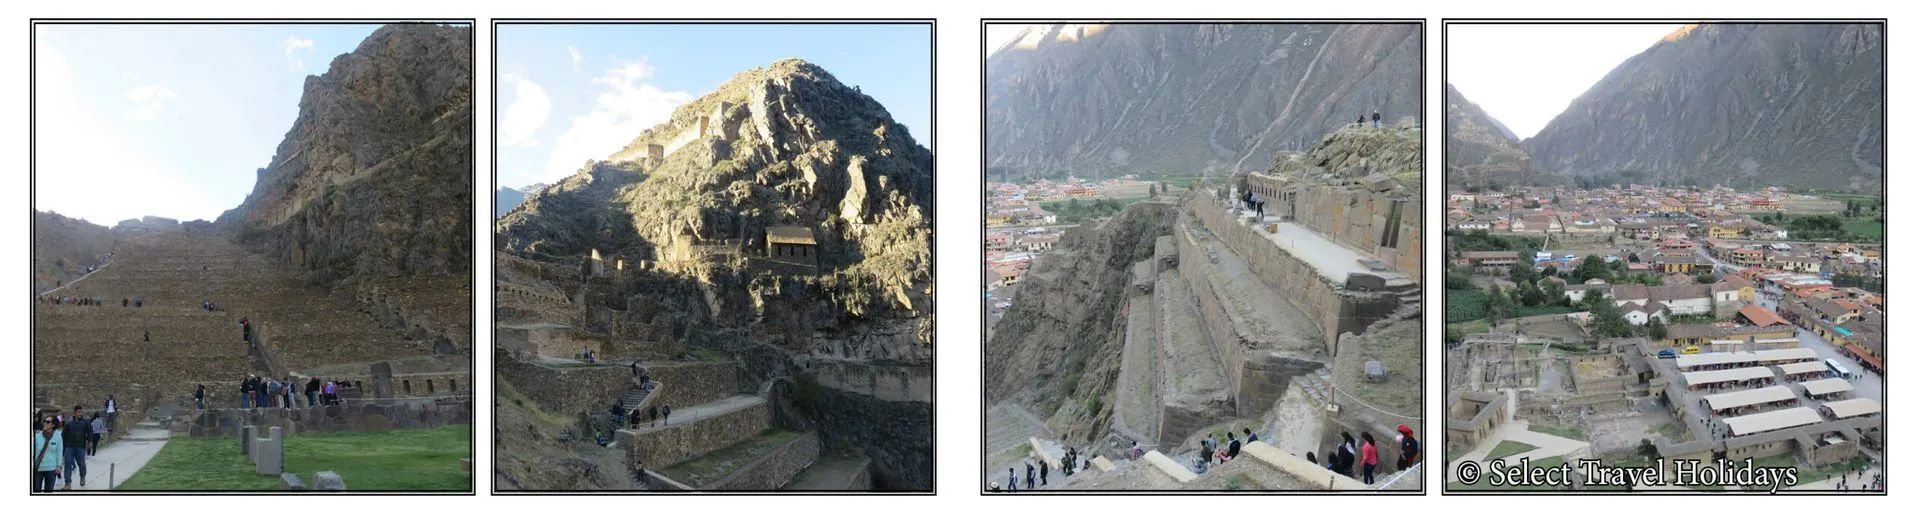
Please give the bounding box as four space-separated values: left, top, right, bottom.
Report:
279 473 306 490
313 471 346 491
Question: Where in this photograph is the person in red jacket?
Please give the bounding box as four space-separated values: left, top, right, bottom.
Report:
1395 424 1421 470
1359 432 1379 485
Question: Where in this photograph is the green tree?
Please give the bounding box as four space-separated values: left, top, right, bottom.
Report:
1646 317 1669 340
1589 299 1633 338
1516 280 1544 307
1574 255 1609 282
1510 261 1539 286
1487 286 1515 323
1541 279 1568 306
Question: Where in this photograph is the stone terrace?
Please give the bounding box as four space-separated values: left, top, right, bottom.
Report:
35 231 442 406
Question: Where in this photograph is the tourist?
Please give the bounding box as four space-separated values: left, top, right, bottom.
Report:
241 375 254 408
283 375 296 409
1244 427 1258 444
1360 432 1379 485
34 415 63 493
1395 424 1420 470
194 384 206 410
62 405 89 489
1128 440 1142 460
631 360 641 377
265 377 282 408
1227 432 1241 459
1024 461 1035 489
647 404 659 427
1202 433 1215 459
1356 113 1366 127
88 414 104 456
1333 432 1357 477
103 395 117 434
1305 451 1318 465
143 330 149 343
306 377 321 407
661 403 672 426
1372 109 1381 129
1007 467 1017 492
1039 458 1049 486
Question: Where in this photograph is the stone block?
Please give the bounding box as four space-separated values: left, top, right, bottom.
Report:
313 471 346 491
279 472 305 490
254 426 284 475
240 425 255 456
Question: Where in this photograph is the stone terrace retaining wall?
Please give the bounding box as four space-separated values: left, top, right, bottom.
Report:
706 430 820 490
1187 192 1398 355
646 361 745 408
496 354 631 416
625 400 770 470
184 396 472 437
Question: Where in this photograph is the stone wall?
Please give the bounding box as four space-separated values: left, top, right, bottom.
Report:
793 375 933 491
647 360 746 408
1171 212 1339 418
625 401 771 469
1285 184 1422 283
183 396 472 437
705 430 820 490
496 354 631 416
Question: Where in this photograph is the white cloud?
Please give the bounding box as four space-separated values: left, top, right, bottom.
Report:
537 58 693 182
36 44 217 223
284 37 315 71
497 72 552 148
568 46 583 71
122 84 177 121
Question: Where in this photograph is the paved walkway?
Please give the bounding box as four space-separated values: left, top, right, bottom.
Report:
1242 213 1378 281
623 395 763 435
72 427 170 491
1447 420 1590 472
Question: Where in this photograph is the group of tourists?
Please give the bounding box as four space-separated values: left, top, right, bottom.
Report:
621 401 672 429
1836 467 1884 491
1306 425 1420 486
1197 428 1259 471
44 295 106 306
1242 189 1266 219
1356 109 1381 129
202 300 222 312
236 374 344 409
31 404 107 492
121 297 144 308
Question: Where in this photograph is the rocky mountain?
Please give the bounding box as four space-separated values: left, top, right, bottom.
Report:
499 58 934 322
33 211 118 293
1525 23 1884 191
218 24 474 284
1444 84 1546 188
986 23 1420 180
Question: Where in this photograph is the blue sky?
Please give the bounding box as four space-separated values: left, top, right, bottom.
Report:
33 23 408 225
495 23 933 189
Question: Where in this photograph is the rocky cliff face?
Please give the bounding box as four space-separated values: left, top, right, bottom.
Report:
219 24 474 284
1524 23 1883 191
984 202 1174 443
986 23 1420 180
1444 84 1543 188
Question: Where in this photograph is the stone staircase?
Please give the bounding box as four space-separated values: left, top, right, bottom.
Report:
1296 367 1338 408
616 385 653 414
1384 277 1422 315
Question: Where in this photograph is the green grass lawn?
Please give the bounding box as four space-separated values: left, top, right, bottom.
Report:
118 425 471 491
1485 440 1540 461
1529 424 1587 441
